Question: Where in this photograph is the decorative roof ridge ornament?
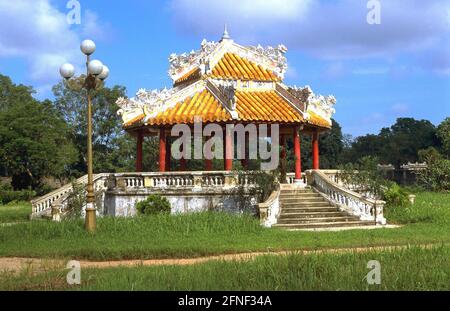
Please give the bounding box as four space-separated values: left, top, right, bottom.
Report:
116 80 207 124
205 79 239 120
220 24 231 42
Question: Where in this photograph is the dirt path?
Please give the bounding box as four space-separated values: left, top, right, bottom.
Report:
0 243 445 275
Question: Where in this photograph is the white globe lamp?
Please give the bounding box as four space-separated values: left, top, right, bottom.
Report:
80 39 96 56
88 60 104 76
59 63 75 79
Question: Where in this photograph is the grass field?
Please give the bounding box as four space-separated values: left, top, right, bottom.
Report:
0 246 448 290
0 192 448 260
0 201 31 224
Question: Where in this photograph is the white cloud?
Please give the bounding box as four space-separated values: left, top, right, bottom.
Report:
169 0 450 61
0 0 108 97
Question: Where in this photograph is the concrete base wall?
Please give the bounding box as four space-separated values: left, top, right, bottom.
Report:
104 189 257 217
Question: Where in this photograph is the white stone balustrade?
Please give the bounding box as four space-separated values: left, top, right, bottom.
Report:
311 170 386 224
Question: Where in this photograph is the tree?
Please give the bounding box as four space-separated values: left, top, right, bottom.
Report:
343 118 440 167
0 94 78 189
437 117 450 157
52 81 132 174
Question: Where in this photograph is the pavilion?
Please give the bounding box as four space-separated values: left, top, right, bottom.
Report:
116 28 336 183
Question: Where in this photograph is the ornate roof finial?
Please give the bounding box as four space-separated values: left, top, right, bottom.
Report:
221 24 231 41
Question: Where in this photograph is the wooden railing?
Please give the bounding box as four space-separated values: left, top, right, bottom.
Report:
311 170 386 224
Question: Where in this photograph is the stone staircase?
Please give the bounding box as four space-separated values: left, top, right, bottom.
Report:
273 186 376 229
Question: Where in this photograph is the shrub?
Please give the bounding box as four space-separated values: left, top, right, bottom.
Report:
383 183 410 208
417 156 450 191
0 181 36 204
338 156 386 198
136 194 171 215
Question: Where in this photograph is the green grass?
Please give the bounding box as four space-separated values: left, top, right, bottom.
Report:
1 246 448 290
0 201 31 224
0 192 448 260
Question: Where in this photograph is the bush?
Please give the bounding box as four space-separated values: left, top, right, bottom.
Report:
0 181 36 204
417 156 450 191
338 156 386 198
383 183 410 208
136 194 171 215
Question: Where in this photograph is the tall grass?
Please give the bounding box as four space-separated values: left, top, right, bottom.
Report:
0 201 31 223
1 246 448 290
385 192 450 224
0 192 448 260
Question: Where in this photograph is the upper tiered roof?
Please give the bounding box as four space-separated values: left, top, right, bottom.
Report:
116 28 336 130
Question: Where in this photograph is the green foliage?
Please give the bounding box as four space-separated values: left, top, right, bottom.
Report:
0 201 31 224
0 76 78 189
338 156 387 198
232 170 278 213
342 118 439 167
52 81 134 174
437 117 450 157
136 194 171 215
64 182 86 219
0 180 36 204
383 183 410 208
385 192 450 225
417 155 450 191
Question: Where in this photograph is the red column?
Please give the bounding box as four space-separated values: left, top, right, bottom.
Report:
312 130 320 170
136 131 143 172
224 126 233 171
165 136 171 171
159 128 166 172
293 126 302 180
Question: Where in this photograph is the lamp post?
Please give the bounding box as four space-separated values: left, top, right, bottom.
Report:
59 39 109 233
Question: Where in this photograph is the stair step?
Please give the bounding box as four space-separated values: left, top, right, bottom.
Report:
279 193 321 197
277 216 360 224
281 207 338 213
273 221 377 229
282 202 331 207
279 211 346 218
280 198 326 203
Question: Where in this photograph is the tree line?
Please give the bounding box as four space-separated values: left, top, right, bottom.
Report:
0 73 449 192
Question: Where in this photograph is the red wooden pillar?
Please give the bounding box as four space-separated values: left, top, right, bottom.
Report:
136 131 143 172
159 128 166 172
165 136 171 172
312 130 320 170
293 126 302 180
224 126 233 171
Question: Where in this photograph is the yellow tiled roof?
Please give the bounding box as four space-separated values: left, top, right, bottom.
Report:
147 89 231 125
307 111 332 128
174 67 201 86
123 89 307 128
210 53 280 82
123 114 145 127
235 91 302 122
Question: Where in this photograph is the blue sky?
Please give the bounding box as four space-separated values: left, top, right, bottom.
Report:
0 0 449 137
